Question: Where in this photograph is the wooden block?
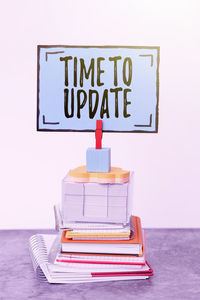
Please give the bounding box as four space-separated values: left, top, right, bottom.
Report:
86 148 111 173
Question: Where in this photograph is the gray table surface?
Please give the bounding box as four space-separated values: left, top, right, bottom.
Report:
0 229 199 300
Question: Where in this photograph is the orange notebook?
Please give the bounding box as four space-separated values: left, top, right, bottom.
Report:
61 216 144 256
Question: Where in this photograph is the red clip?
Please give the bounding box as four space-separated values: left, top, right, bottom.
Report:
95 120 102 149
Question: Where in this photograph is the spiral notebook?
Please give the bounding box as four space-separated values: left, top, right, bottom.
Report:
29 234 153 283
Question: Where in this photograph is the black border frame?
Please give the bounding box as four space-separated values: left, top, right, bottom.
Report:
37 45 160 133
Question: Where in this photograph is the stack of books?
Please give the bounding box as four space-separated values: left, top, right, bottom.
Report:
55 205 152 282
29 124 153 283
28 204 153 283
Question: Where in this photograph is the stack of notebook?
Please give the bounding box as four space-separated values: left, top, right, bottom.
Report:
53 206 153 282
29 123 153 283
29 206 153 283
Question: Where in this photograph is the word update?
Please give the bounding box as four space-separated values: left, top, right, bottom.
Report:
60 56 133 119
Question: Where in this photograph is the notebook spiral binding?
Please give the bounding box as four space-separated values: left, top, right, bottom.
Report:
29 234 48 282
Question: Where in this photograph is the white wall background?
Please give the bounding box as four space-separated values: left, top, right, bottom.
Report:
0 0 200 229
